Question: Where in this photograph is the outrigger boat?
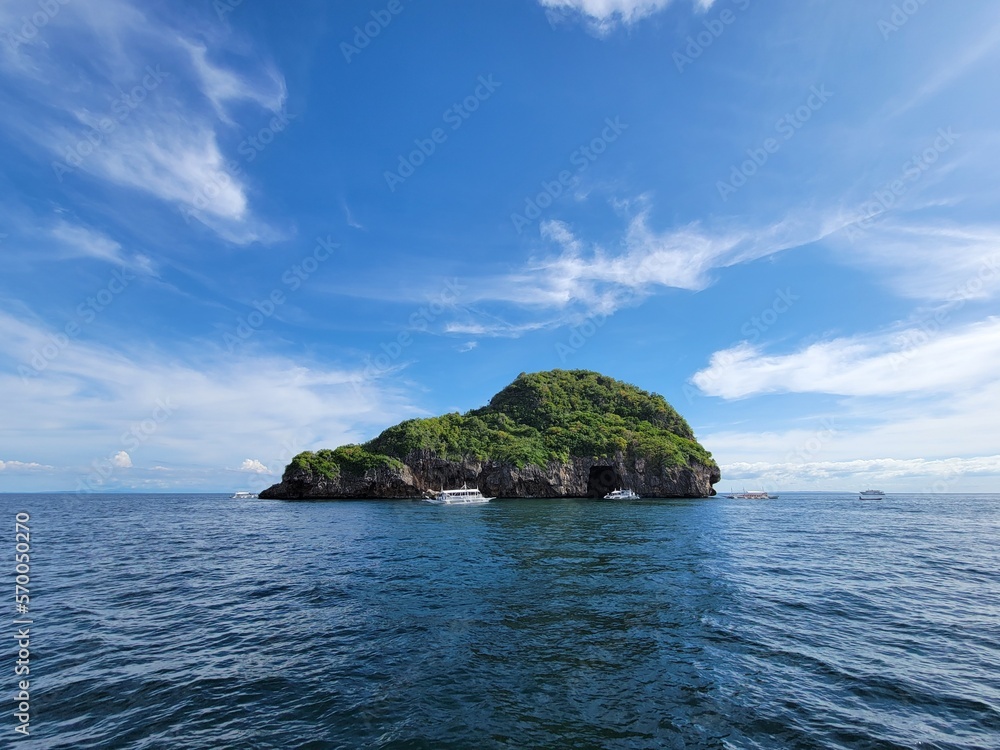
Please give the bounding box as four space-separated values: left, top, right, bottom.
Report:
725 489 776 499
859 489 885 499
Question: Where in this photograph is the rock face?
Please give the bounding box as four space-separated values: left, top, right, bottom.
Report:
259 450 719 500
259 369 720 500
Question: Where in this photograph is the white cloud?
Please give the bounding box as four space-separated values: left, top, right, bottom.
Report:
239 458 270 474
0 460 50 472
112 451 133 468
464 208 841 324
697 373 1000 490
692 317 1000 400
183 41 286 123
887 20 1000 118
49 221 155 272
0 0 285 243
720 456 1000 492
538 0 714 34
0 310 419 490
727 456 1000 480
444 321 548 338
836 222 1000 302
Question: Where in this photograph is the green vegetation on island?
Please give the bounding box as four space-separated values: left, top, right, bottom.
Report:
286 370 715 480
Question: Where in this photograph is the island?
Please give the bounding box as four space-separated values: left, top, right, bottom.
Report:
259 369 720 500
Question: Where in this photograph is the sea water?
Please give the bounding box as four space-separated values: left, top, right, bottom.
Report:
3 492 998 749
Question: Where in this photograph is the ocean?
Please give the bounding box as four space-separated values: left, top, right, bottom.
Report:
3 492 998 749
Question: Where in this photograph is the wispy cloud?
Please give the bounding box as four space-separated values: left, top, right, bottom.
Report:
444 320 549 338
538 0 714 34
0 459 51 472
182 40 285 123
0 0 286 243
887 19 1000 118
49 221 155 273
459 206 842 329
834 221 1000 302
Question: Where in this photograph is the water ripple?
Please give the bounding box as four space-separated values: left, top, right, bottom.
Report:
4 492 999 749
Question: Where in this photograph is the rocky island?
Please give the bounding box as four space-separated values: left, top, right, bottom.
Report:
260 369 720 500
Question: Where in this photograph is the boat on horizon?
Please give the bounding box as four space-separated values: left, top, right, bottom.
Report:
859 489 885 499
603 488 641 500
231 491 258 499
423 483 494 505
725 489 776 499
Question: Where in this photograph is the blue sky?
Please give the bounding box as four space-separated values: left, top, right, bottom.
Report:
2 0 999 493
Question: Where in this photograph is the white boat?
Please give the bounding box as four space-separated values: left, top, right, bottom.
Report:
725 489 775 499
603 488 640 500
859 489 885 499
423 483 494 505
231 491 258 499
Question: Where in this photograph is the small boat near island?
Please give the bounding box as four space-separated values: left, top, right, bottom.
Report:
423 483 494 505
230 491 258 499
724 489 776 499
859 489 885 499
603 488 641 500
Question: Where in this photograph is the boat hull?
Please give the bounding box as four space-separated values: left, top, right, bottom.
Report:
423 497 493 505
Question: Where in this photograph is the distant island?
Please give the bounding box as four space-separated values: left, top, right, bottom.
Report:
260 369 720 500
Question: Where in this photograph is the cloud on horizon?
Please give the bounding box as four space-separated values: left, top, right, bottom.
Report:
0 459 52 472
0 308 421 490
721 455 1000 491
